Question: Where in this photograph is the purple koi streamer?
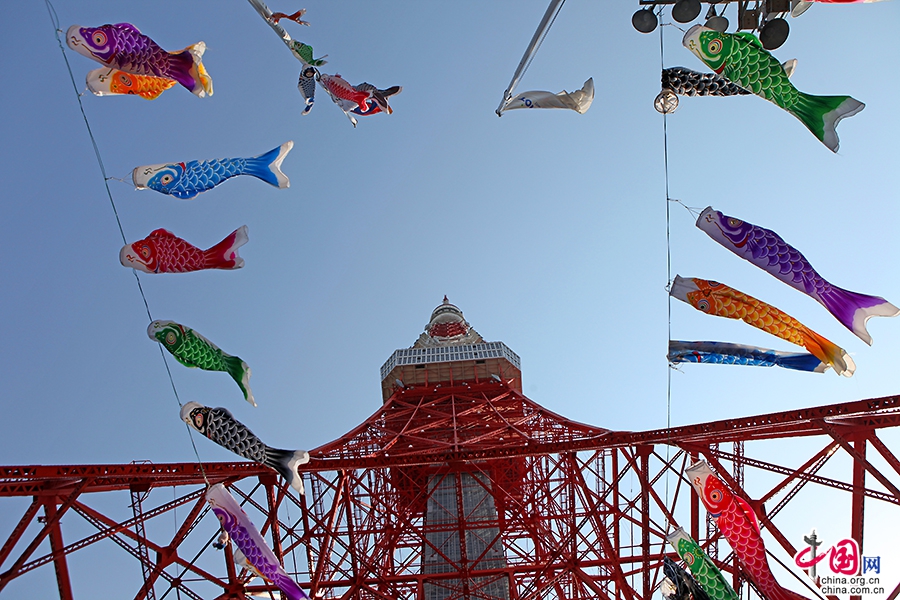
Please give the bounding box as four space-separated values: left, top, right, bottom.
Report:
67 23 212 97
206 484 308 600
697 206 898 345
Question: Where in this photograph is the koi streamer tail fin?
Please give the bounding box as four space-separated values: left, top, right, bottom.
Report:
367 85 402 114
800 328 855 377
776 353 830 373
265 448 310 494
243 141 293 189
170 42 213 97
789 92 864 152
817 286 899 346
223 355 255 406
205 226 249 270
188 42 213 97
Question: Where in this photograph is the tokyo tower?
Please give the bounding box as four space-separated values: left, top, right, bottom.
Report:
1 297 899 600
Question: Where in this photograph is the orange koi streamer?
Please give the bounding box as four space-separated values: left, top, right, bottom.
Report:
671 276 854 376
86 67 176 100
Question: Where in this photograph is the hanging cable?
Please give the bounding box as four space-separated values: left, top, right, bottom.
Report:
45 0 209 487
284 499 301 580
659 9 676 515
670 198 703 219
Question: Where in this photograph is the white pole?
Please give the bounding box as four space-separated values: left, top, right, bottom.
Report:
496 0 566 116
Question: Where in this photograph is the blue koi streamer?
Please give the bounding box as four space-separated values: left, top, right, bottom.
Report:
668 341 828 373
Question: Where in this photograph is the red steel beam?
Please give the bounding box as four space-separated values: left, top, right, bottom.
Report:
11 490 204 579
851 433 867 600
869 432 900 478
0 478 87 592
43 498 74 600
851 434 867 553
639 446 651 600
0 398 896 489
67 503 203 600
817 420 900 500
0 499 40 569
299 393 900 470
0 463 268 496
701 443 896 505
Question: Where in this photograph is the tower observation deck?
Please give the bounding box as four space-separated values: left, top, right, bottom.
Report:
379 296 522 399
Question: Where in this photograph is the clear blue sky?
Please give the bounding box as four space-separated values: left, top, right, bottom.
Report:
2 0 899 597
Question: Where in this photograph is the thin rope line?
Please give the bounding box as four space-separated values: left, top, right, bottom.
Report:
285 499 300 578
186 422 211 488
669 197 703 219
45 0 126 244
45 0 209 487
660 9 675 515
661 21 687 34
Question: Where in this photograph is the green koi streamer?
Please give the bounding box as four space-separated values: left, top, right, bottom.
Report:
683 25 863 152
667 527 739 600
148 320 255 406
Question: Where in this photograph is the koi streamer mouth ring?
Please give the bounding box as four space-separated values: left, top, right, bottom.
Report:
67 33 104 61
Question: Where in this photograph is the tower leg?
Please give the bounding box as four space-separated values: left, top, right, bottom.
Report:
850 435 866 600
43 499 74 600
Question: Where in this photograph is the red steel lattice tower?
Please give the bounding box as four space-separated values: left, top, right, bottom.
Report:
1 298 900 600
